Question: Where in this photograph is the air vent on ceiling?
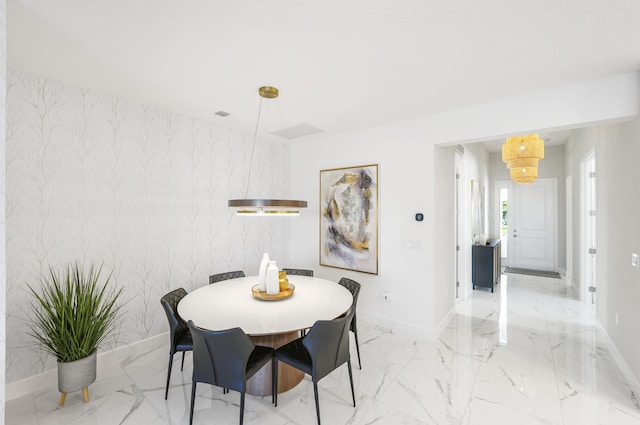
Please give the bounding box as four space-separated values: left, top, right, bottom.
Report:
270 123 323 140
215 111 230 117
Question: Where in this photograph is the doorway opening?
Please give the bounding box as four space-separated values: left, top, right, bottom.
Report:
495 180 512 266
499 187 509 260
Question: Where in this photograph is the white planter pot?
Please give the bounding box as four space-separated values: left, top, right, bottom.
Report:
58 351 97 394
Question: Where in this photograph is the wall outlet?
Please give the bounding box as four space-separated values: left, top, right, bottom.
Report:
383 292 390 302
632 253 639 268
615 313 619 326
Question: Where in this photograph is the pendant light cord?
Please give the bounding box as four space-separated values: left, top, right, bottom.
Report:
244 95 264 198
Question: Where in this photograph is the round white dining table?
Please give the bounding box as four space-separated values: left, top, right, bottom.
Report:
177 275 353 395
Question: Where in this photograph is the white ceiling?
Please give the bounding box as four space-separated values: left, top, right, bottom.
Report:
8 0 640 142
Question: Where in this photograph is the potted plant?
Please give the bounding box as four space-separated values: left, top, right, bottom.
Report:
28 262 124 406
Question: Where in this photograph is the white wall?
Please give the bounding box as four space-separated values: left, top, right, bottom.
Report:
594 115 640 381
461 143 490 298
405 73 640 145
5 70 292 384
433 146 456 327
489 145 566 270
565 114 640 384
565 129 597 296
289 125 436 334
0 0 6 416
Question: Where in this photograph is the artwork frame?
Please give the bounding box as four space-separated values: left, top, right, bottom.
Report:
320 164 378 275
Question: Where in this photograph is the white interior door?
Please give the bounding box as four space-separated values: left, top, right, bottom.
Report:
509 178 557 270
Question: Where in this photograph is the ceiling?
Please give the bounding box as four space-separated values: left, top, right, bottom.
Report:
8 0 640 143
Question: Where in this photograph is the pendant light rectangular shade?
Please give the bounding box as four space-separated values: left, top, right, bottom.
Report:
228 199 308 215
228 199 308 208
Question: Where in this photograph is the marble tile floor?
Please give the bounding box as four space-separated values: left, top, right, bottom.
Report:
7 273 640 425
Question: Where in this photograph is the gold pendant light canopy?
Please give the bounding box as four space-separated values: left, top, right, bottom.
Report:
258 86 279 99
228 86 308 216
502 134 544 184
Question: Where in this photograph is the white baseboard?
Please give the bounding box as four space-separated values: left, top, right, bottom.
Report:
6 332 167 402
597 320 640 396
433 306 455 336
358 310 446 341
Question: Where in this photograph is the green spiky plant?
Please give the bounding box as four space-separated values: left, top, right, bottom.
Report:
28 263 124 363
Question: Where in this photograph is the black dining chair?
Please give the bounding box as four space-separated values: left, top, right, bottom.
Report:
338 277 362 369
209 270 246 284
282 268 314 277
274 308 356 425
160 288 193 400
282 268 313 336
188 321 275 425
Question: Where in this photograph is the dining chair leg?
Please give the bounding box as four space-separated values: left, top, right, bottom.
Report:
165 352 174 400
313 380 321 425
181 351 186 371
189 382 197 425
271 359 276 404
347 360 356 407
240 391 246 425
353 330 362 369
274 360 279 407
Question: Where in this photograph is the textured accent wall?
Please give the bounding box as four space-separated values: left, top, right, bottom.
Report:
6 70 291 383
1 0 7 414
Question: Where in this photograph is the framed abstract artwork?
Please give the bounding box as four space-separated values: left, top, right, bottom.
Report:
320 164 378 275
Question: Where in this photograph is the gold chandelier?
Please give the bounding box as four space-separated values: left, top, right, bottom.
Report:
228 86 307 216
502 134 544 184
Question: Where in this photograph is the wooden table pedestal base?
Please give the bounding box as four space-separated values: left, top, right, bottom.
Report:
246 331 304 396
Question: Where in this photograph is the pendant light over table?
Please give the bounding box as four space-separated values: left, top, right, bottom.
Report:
228 86 308 215
502 134 545 184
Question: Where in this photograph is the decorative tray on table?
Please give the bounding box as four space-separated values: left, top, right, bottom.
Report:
251 284 295 301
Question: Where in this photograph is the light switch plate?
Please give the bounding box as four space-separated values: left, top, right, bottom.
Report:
632 253 639 268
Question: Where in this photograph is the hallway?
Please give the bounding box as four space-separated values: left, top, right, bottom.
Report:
7 272 640 424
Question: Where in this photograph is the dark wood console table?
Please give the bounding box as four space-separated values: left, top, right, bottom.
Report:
472 240 501 292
